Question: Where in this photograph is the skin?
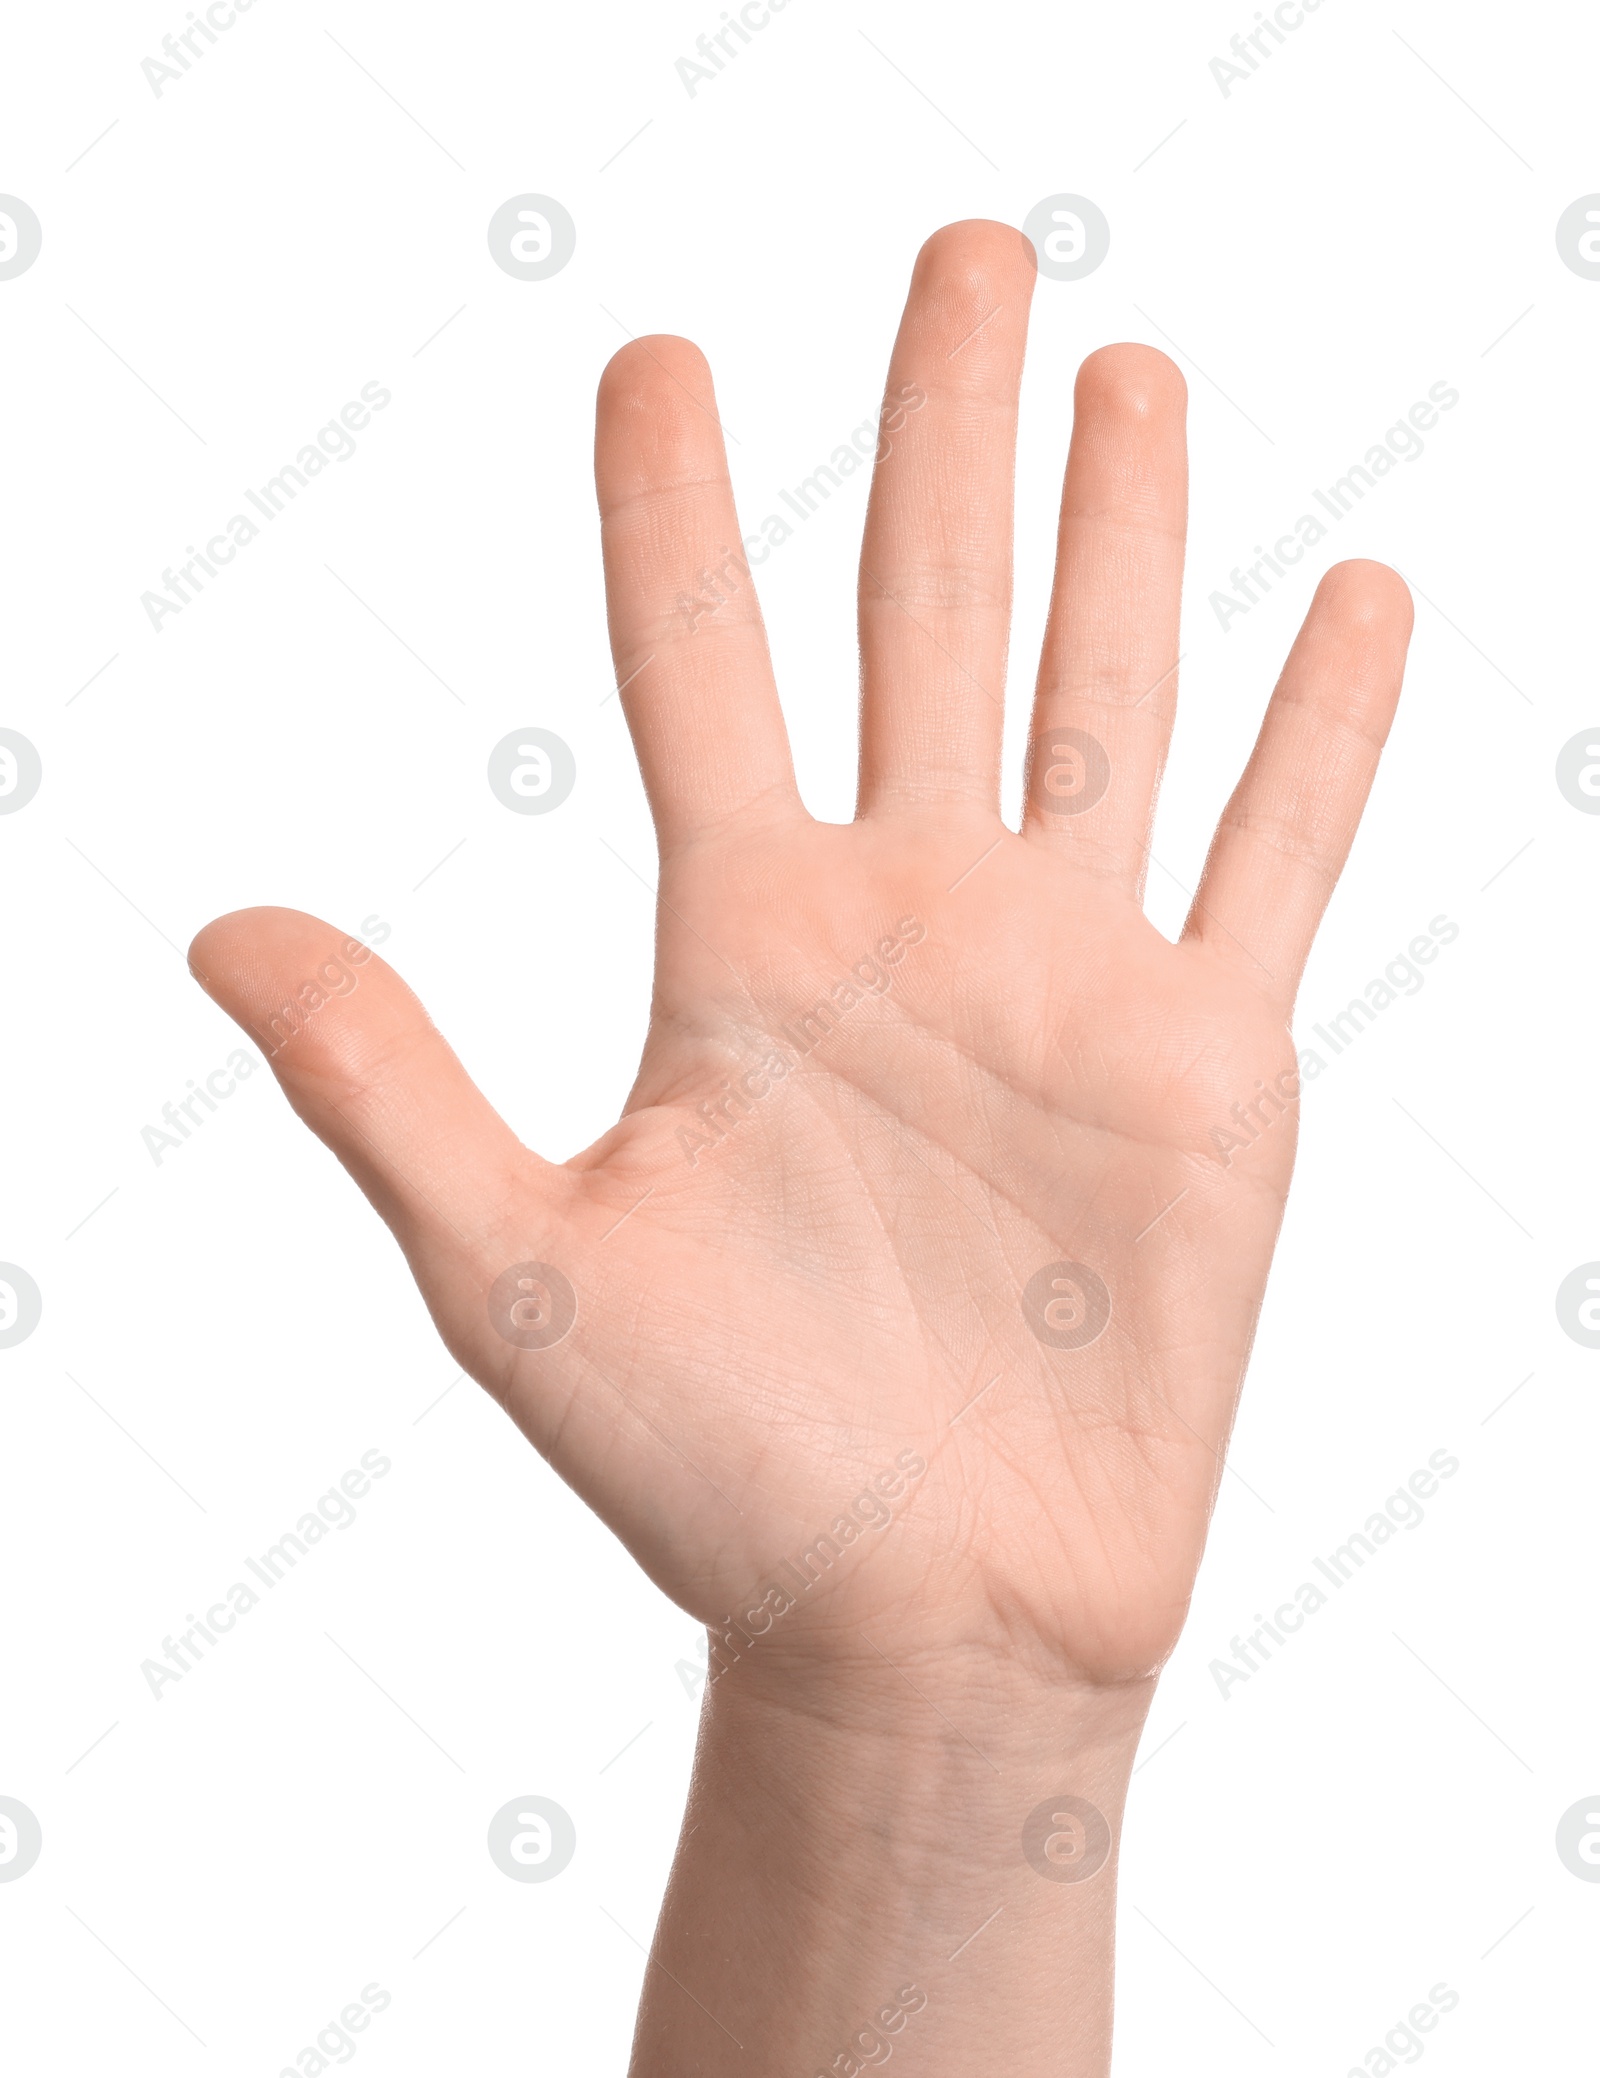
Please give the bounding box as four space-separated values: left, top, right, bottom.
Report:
190 221 1412 2073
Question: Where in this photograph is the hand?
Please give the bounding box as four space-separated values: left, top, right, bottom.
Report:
190 220 1411 2073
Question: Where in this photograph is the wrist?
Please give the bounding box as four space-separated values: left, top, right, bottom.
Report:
630 1640 1153 2075
704 1620 1150 1757
698 1635 1151 1876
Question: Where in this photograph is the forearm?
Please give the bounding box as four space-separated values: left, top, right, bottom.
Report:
628 1645 1153 2076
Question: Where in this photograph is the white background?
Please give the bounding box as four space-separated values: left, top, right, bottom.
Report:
2 0 1597 2070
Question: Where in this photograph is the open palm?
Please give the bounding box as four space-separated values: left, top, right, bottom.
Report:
192 222 1410 1700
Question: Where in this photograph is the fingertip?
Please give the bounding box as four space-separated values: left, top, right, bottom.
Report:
186 907 404 1071
1075 343 1188 427
906 220 1037 351
188 905 271 998
189 902 306 961
595 334 729 514
1285 561 1412 755
915 217 1036 282
597 333 713 413
189 905 348 988
189 908 536 1258
1316 558 1414 642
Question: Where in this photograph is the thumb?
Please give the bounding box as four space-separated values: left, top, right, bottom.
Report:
186 906 567 1338
188 909 726 1574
